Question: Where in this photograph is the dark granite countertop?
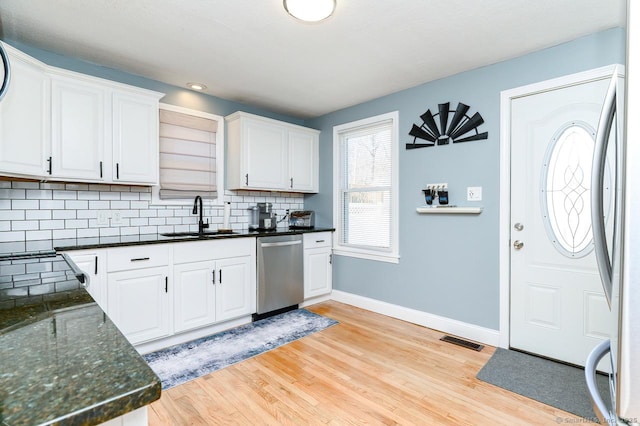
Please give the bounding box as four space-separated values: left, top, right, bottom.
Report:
0 254 161 425
0 227 335 254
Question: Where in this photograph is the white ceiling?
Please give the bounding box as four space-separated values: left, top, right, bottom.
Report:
0 0 626 119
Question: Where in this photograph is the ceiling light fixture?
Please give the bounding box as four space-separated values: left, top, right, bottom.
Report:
187 82 207 91
283 0 336 22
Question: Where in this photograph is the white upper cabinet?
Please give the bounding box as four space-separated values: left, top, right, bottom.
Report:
289 129 319 192
0 43 50 177
226 111 319 193
112 90 159 184
0 42 163 184
51 74 106 181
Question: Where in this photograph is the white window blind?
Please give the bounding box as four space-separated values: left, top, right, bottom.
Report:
158 109 218 199
338 120 393 251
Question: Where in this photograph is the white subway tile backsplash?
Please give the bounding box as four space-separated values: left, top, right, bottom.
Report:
40 200 65 210
65 200 89 210
12 200 39 210
39 220 65 230
77 228 99 238
77 191 100 200
53 190 77 200
53 210 76 220
99 192 120 200
26 189 52 200
25 230 51 241
26 210 52 220
121 192 140 201
11 182 40 189
64 219 89 229
110 200 130 209
99 227 120 237
131 218 150 226
11 220 39 231
52 229 77 239
1 181 309 242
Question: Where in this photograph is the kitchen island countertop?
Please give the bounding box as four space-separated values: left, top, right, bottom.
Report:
0 253 161 426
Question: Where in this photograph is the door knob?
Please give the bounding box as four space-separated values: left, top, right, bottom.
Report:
513 240 524 250
514 223 524 231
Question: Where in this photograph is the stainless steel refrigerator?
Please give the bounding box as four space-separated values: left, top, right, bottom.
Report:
585 2 640 424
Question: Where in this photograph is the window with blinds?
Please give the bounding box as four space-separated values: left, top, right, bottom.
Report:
333 111 399 263
157 105 222 201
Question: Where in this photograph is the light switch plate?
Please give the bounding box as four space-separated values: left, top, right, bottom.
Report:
467 186 482 201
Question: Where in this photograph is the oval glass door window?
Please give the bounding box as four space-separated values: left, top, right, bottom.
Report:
541 122 602 258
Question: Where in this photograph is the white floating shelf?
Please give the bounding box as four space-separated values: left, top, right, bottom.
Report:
416 206 483 214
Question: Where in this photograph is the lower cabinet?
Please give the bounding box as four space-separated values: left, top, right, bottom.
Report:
107 266 171 345
173 239 255 334
303 232 333 299
64 249 106 310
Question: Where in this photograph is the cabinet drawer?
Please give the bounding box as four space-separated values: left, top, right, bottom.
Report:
303 232 332 249
173 237 255 264
107 244 169 272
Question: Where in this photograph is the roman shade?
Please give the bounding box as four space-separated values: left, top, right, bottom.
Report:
159 109 218 199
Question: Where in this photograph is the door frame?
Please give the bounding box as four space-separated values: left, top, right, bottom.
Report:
498 64 624 349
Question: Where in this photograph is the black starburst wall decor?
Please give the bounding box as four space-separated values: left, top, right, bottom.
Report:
406 102 488 149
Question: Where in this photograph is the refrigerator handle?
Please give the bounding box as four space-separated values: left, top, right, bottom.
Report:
585 339 614 425
591 69 618 307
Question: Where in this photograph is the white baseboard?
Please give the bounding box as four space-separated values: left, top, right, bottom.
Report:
330 290 500 347
300 293 332 308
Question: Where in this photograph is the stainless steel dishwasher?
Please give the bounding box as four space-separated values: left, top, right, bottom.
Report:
255 234 303 318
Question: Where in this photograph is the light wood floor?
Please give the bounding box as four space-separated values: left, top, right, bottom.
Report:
148 301 581 425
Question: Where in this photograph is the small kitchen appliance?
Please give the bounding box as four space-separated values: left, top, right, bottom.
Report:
289 210 315 229
249 203 277 231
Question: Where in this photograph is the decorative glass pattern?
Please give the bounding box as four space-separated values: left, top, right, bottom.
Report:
541 123 596 257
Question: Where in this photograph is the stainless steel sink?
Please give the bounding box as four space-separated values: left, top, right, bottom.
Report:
161 231 236 237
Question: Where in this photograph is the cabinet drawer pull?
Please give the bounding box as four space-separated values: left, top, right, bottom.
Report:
130 257 150 262
316 239 325 243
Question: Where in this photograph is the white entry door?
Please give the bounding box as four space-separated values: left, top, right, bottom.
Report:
509 72 617 367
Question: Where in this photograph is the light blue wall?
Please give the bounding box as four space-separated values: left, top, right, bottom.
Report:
5 40 305 125
305 28 626 330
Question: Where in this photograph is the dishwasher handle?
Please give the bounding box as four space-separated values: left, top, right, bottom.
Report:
259 240 302 248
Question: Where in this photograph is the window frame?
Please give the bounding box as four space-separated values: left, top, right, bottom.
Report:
332 111 400 263
151 103 225 207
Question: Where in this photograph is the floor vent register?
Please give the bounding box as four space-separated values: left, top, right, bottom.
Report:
440 335 484 351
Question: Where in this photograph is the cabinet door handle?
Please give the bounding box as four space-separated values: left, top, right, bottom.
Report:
47 156 52 175
219 269 222 284
212 269 216 284
116 163 120 179
99 161 103 178
245 173 248 186
130 257 150 262
329 254 332 264
94 256 98 274
290 177 293 188
165 276 168 293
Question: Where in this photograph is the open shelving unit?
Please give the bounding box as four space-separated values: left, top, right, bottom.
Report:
416 206 483 214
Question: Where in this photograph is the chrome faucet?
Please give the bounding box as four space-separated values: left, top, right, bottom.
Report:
192 195 209 234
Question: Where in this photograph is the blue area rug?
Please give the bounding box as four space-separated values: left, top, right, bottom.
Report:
143 309 338 389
